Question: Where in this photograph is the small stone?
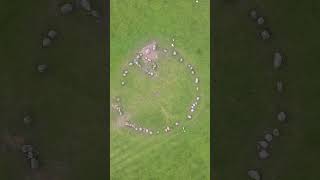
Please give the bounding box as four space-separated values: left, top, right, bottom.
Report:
171 43 175 47
37 64 48 73
249 9 258 20
157 131 160 134
175 122 179 126
264 133 273 142
116 97 121 102
277 111 287 122
79 0 91 11
276 80 283 92
146 129 149 133
31 158 39 169
128 62 133 66
190 108 195 112
172 38 175 42
42 37 51 47
248 169 261 180
257 17 265 25
173 51 177 56
21 145 33 153
258 149 270 160
121 81 125 86
195 77 199 84
191 70 195 75
60 3 73 15
150 131 153 135
196 87 199 91
196 96 200 101
122 73 127 77
187 115 192 119
23 115 32 125
135 128 138 130
257 140 269 149
260 29 271 40
272 128 280 136
195 0 199 3
47 30 57 39
139 127 142 131
90 10 99 18
273 51 283 69
179 58 184 62
163 49 168 53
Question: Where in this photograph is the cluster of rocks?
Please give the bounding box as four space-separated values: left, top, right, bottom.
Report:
124 121 154 135
113 97 124 116
42 29 58 48
256 128 280 160
21 144 40 169
247 8 289 180
60 0 100 20
249 9 271 40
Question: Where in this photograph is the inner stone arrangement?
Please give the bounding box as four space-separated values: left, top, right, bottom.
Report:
112 38 202 136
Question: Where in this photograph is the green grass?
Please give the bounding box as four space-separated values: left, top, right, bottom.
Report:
213 0 320 179
110 0 210 180
0 0 107 179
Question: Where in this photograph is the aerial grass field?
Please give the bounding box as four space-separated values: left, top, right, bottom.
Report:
110 0 210 179
0 0 107 179
213 0 320 179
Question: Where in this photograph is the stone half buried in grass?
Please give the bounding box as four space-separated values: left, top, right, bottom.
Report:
264 133 273 142
276 80 283 92
23 115 32 125
257 140 269 149
272 128 280 136
256 16 265 25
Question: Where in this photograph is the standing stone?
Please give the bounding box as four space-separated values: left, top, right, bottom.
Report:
277 111 287 122
276 80 283 92
248 169 261 180
37 64 48 73
273 52 283 69
42 37 51 48
60 3 73 15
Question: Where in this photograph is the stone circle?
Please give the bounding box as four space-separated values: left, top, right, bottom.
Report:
114 39 202 135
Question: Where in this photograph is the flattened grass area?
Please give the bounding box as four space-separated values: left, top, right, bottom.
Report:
0 0 107 179
214 0 320 179
110 0 210 180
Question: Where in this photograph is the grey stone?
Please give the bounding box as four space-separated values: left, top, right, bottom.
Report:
248 169 261 180
23 115 32 125
277 81 283 92
277 111 287 122
249 9 258 20
273 128 280 136
21 145 33 153
257 17 265 25
260 30 271 40
31 158 39 169
258 149 270 160
37 64 48 73
264 133 273 142
42 37 51 47
257 140 269 149
60 3 73 15
47 30 57 39
273 52 283 69
79 0 91 11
